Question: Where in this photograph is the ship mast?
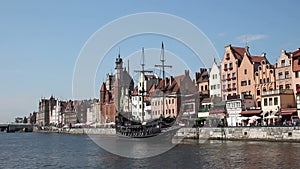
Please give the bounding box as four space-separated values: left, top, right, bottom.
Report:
155 42 172 117
134 48 152 122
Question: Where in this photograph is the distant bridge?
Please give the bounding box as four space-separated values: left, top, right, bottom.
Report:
0 123 33 132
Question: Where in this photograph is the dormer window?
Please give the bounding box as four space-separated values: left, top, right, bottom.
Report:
262 60 265 64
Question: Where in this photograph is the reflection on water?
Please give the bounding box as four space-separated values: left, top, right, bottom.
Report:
0 132 300 168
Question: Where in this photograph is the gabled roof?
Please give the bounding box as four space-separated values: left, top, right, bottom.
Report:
291 48 300 58
231 46 247 60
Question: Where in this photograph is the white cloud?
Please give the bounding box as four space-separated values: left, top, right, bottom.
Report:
236 34 268 43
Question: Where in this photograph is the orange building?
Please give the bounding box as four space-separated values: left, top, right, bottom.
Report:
238 53 265 98
291 48 300 96
254 55 276 107
221 45 249 100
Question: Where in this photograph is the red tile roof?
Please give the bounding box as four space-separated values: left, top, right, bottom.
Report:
250 56 265 63
231 46 246 60
291 48 300 58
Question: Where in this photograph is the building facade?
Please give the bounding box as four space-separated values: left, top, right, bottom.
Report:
209 59 221 98
221 45 248 100
275 50 292 91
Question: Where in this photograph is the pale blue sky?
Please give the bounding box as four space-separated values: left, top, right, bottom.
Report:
1 0 300 122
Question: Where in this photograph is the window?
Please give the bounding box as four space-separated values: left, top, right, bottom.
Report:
264 98 268 106
241 81 247 86
274 97 278 105
279 85 284 90
286 84 290 89
244 69 247 75
269 98 273 106
227 73 230 78
205 85 208 90
223 85 226 90
281 60 285 67
227 84 231 88
279 72 283 80
225 64 228 68
229 62 233 68
255 72 258 76
285 71 290 79
201 86 203 91
260 79 262 84
263 79 266 83
267 78 270 83
296 71 299 78
217 84 220 89
263 87 266 92
257 90 260 96
233 83 236 88
248 80 251 85
232 72 236 78
223 74 226 80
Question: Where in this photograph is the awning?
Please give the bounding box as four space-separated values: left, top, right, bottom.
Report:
240 110 262 115
279 108 297 116
209 109 226 114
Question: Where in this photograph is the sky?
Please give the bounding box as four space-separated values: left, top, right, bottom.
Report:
0 0 300 122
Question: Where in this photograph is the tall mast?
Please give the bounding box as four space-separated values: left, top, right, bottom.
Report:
134 48 152 122
155 42 172 116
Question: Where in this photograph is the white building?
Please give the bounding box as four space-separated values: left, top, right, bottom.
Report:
226 99 242 126
87 99 100 123
131 73 157 121
49 98 61 126
209 59 221 98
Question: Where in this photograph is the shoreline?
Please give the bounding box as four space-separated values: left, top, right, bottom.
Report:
32 126 300 143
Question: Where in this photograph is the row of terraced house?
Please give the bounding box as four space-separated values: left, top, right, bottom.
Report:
35 44 300 127
198 44 300 126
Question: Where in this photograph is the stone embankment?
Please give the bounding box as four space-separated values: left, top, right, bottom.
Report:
177 126 300 142
35 126 300 142
35 127 116 135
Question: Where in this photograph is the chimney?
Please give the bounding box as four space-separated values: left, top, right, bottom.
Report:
185 70 189 76
261 52 266 57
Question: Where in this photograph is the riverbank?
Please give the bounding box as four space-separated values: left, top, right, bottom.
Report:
34 126 300 142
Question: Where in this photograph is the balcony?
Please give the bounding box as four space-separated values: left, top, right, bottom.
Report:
224 68 228 71
225 56 230 60
229 67 233 70
227 88 232 91
262 89 294 96
232 87 236 91
231 77 236 80
226 78 231 81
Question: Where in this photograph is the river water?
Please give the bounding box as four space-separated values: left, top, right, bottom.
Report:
0 132 299 168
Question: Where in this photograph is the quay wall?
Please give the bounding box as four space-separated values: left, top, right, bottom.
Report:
177 127 300 142
35 126 300 142
35 127 116 135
